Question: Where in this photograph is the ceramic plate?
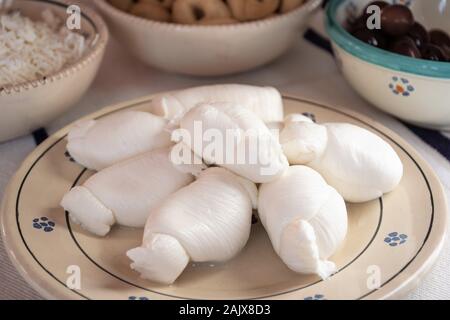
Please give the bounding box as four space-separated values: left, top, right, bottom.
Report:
1 95 447 300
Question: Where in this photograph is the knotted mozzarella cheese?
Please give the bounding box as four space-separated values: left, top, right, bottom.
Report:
280 115 403 202
127 167 257 284
148 84 284 124
173 102 289 183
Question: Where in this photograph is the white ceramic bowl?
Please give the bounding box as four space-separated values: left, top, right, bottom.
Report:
326 0 450 131
0 0 108 143
96 0 322 76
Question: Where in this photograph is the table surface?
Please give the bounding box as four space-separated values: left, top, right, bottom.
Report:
0 9 449 300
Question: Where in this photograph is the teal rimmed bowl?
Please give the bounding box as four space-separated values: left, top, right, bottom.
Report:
326 0 450 130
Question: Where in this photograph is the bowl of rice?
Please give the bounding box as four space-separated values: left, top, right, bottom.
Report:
0 0 108 142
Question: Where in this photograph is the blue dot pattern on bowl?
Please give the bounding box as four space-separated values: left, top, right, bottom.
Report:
33 217 55 232
128 296 149 300
384 232 408 247
389 77 415 97
304 294 326 301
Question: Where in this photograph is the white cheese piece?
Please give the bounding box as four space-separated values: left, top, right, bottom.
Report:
67 111 172 171
258 166 348 279
61 147 203 236
174 102 289 183
149 84 284 124
280 115 404 202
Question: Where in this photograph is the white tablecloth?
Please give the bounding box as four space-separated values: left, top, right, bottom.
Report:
0 10 449 300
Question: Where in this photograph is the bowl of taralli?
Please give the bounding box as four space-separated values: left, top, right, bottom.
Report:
0 0 108 142
96 0 322 76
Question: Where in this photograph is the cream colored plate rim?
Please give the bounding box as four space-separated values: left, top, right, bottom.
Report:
1 94 447 300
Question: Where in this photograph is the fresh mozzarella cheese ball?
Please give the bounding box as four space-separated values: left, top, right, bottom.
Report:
128 167 257 284
279 117 403 202
280 120 328 165
174 102 289 183
61 147 203 236
148 84 284 124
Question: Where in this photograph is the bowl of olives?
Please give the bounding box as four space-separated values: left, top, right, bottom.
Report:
326 0 450 130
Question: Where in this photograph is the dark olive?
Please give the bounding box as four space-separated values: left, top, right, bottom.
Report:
348 1 389 33
348 16 368 34
381 4 415 37
389 36 421 58
352 28 388 49
445 48 450 61
421 43 449 62
366 0 389 10
345 2 450 62
407 22 429 48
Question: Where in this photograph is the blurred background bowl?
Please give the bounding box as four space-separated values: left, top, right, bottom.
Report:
96 0 322 77
326 0 450 131
0 0 108 143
